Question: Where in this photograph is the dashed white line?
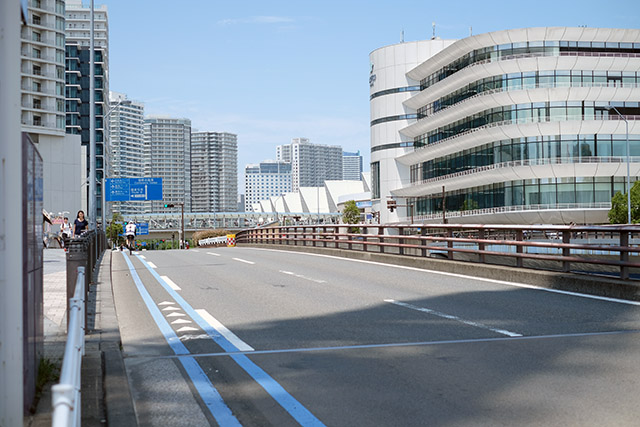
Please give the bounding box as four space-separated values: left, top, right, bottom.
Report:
147 261 157 269
232 258 255 265
207 252 221 256
161 275 181 291
177 327 199 333
162 306 181 312
195 309 255 352
191 249 200 252
385 299 523 338
159 301 174 306
171 318 192 324
139 255 146 259
279 270 326 283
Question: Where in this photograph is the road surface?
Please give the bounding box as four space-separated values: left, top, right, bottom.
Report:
111 246 640 426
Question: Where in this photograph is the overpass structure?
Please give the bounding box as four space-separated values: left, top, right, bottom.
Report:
120 211 342 233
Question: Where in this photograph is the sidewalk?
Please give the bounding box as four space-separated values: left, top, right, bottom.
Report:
25 248 137 426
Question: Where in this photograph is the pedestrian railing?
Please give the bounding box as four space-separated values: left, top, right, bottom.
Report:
51 266 85 427
236 224 640 280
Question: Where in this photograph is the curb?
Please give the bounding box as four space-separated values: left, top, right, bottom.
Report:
240 243 640 301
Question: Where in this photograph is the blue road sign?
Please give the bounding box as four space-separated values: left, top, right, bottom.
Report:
106 178 163 201
137 222 149 235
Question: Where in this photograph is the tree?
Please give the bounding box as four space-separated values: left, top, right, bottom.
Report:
106 212 124 247
342 200 361 233
608 181 640 224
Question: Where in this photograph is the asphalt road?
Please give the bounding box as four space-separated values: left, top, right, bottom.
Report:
111 246 640 426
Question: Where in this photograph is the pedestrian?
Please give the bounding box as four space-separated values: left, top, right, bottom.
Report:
60 217 72 250
73 210 88 237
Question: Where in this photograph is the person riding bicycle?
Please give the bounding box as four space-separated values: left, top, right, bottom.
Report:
125 221 137 254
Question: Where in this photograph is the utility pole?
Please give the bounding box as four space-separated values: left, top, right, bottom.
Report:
164 203 185 248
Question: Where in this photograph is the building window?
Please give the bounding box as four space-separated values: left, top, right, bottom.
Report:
33 115 42 126
32 14 40 25
371 161 380 199
33 99 41 109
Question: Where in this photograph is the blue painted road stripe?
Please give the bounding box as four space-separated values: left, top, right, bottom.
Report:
135 254 326 427
121 253 241 427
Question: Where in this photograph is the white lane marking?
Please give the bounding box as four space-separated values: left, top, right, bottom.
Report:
191 249 200 252
161 275 181 291
251 248 640 306
167 312 186 317
207 252 221 256
385 299 522 337
180 334 211 341
195 309 255 352
177 326 200 333
147 261 158 269
159 301 174 306
139 255 146 259
162 307 181 312
278 270 326 283
171 319 192 324
232 257 255 265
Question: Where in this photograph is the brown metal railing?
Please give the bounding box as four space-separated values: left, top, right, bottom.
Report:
236 224 640 280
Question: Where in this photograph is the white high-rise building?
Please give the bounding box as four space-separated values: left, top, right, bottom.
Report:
276 138 343 191
372 27 640 225
144 117 191 213
21 0 83 218
191 131 238 213
108 91 144 215
245 161 292 211
343 151 364 181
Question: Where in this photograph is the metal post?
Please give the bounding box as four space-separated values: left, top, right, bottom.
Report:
515 230 524 268
620 230 630 280
66 239 88 328
442 185 447 224
0 0 25 422
181 202 185 249
562 230 571 273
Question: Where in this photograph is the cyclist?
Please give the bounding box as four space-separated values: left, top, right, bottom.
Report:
124 221 137 254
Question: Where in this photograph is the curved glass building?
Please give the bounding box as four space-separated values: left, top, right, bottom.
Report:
370 28 640 224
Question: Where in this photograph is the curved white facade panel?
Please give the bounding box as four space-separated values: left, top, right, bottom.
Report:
371 27 640 224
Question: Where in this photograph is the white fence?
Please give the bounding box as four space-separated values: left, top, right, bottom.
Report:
51 267 85 427
198 236 228 246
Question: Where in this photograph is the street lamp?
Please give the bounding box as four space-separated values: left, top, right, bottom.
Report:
608 105 631 224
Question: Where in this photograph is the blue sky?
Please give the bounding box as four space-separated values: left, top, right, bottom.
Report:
106 0 639 191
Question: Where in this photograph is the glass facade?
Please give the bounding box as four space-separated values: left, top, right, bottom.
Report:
420 41 640 91
415 101 640 147
410 176 634 215
411 134 640 183
417 70 640 118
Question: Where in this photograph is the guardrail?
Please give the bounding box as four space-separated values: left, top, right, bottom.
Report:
236 224 640 280
198 236 228 246
51 266 85 427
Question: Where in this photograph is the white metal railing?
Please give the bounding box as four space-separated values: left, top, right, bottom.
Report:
198 236 228 246
51 266 85 427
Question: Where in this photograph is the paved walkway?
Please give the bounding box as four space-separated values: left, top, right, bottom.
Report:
25 248 137 427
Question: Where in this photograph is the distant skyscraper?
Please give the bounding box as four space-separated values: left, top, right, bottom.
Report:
144 117 191 213
276 138 343 191
108 91 144 215
245 161 292 211
65 0 110 221
191 131 238 213
343 151 363 180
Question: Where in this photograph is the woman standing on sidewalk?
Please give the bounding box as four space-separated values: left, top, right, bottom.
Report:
73 210 88 237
